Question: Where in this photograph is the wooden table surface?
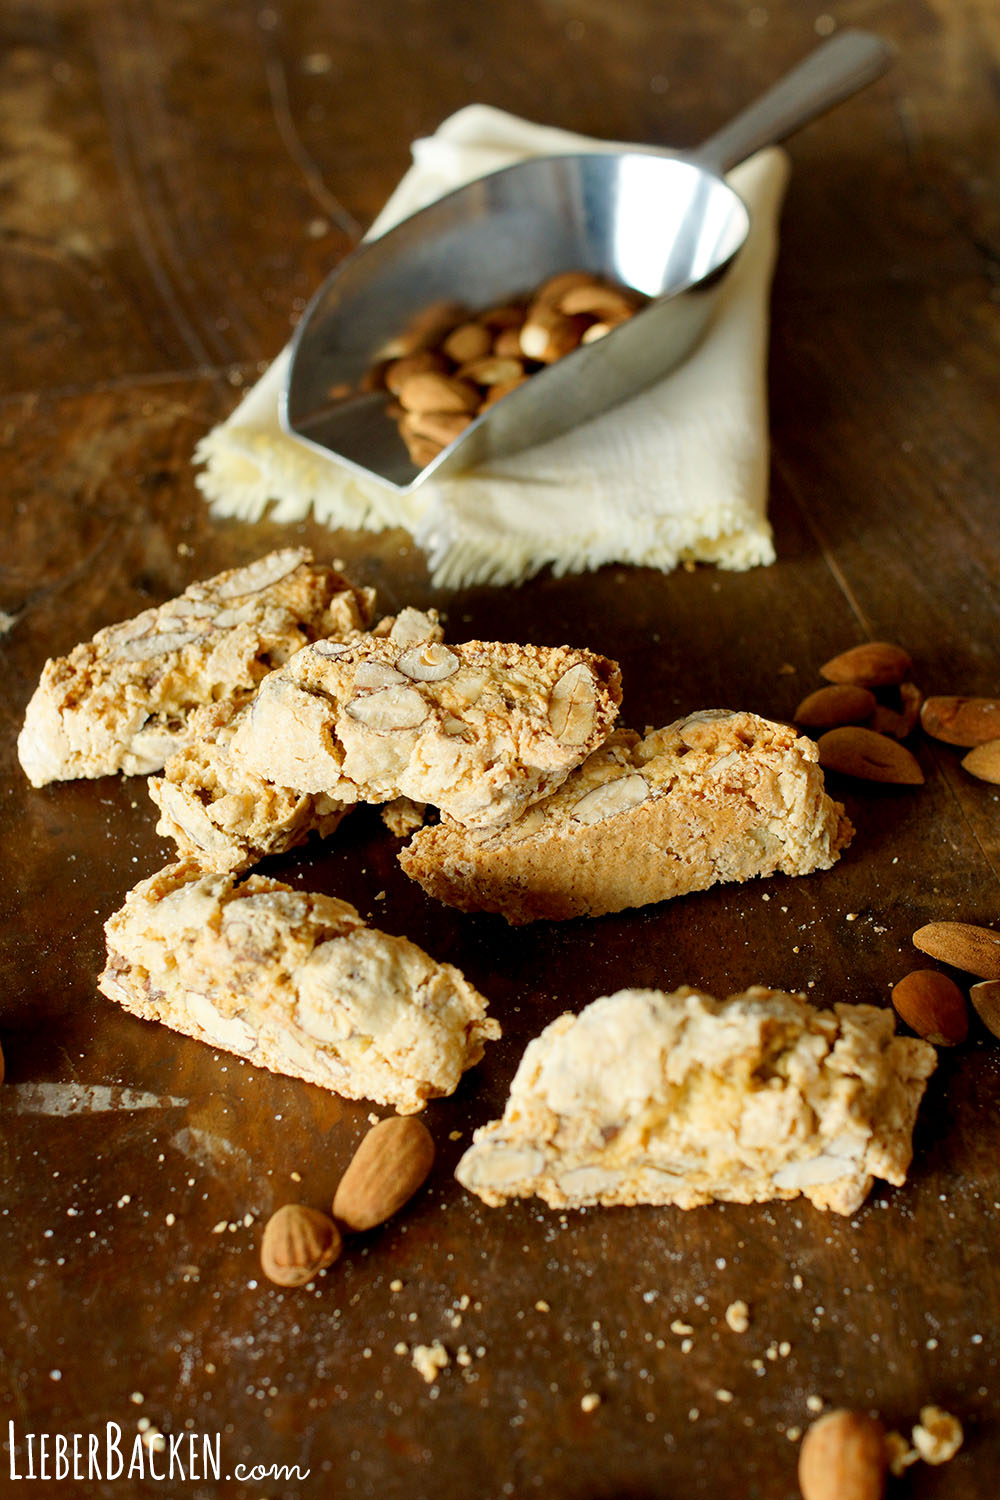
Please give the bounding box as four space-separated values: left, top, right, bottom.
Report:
2 2 999 1496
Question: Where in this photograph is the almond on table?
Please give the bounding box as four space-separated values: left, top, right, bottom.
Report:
260 1204 342 1288
819 641 912 688
229 637 622 830
798 1409 888 1500
98 861 499 1115
17 549 374 786
333 1116 436 1232
920 695 1000 746
456 987 936 1217
400 710 852 924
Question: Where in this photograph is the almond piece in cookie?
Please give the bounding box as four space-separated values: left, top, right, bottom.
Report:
400 710 852 924
18 549 374 786
456 987 935 1216
99 862 499 1114
229 638 622 830
149 609 443 873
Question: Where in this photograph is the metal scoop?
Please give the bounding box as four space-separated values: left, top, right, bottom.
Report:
284 29 892 493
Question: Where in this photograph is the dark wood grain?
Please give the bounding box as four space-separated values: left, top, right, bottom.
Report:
3 2 999 1497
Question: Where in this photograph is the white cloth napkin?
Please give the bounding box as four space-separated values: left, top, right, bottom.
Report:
195 105 789 588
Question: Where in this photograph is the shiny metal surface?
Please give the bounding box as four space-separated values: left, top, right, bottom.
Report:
284 30 892 492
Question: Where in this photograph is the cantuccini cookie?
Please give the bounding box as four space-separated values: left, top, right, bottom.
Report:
228 637 622 829
148 609 442 872
456 987 936 1216
18 549 374 786
99 862 498 1114
399 709 853 922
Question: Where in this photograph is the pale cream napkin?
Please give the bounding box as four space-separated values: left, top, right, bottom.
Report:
195 106 789 588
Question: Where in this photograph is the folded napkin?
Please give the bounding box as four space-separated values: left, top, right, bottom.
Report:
195 106 789 588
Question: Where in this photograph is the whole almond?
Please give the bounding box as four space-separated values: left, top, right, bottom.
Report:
520 306 589 363
970 980 1000 1039
456 355 525 387
795 684 877 729
533 269 598 305
494 325 527 358
442 321 493 364
961 738 1000 784
891 970 968 1045
913 921 1000 980
798 1409 887 1500
384 351 449 394
558 284 639 320
820 642 912 688
397 371 479 415
260 1204 342 1288
920 695 1000 747
402 410 473 447
817 726 924 784
333 1116 436 1232
479 303 525 331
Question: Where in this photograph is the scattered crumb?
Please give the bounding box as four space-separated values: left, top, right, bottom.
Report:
715 1389 734 1404
535 1300 550 1313
129 1392 143 1405
393 1342 408 1356
580 1393 601 1413
912 1406 963 1465
670 1320 694 1336
449 1131 463 1141
785 1426 802 1443
725 1300 750 1333
412 1341 450 1384
886 1431 920 1476
389 1279 403 1293
778 1341 791 1358
806 1395 824 1414
211 1221 227 1234
367 1112 380 1126
456 1347 472 1367
290 1171 302 1183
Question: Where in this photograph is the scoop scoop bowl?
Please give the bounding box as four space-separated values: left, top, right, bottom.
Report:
284 29 892 493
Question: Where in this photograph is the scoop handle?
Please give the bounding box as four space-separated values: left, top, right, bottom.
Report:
694 29 894 175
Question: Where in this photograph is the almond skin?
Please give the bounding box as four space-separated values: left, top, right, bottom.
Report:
961 739 1000 784
795 684 877 729
817 726 924 784
798 1409 887 1500
892 970 969 1045
260 1204 342 1288
333 1116 436 1232
920 695 1000 747
820 642 912 688
970 980 1000 1039
913 921 1000 980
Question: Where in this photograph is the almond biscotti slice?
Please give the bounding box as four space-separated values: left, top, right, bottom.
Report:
456 987 936 1216
400 709 853 923
148 608 443 872
18 548 374 786
99 862 499 1114
228 637 622 829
